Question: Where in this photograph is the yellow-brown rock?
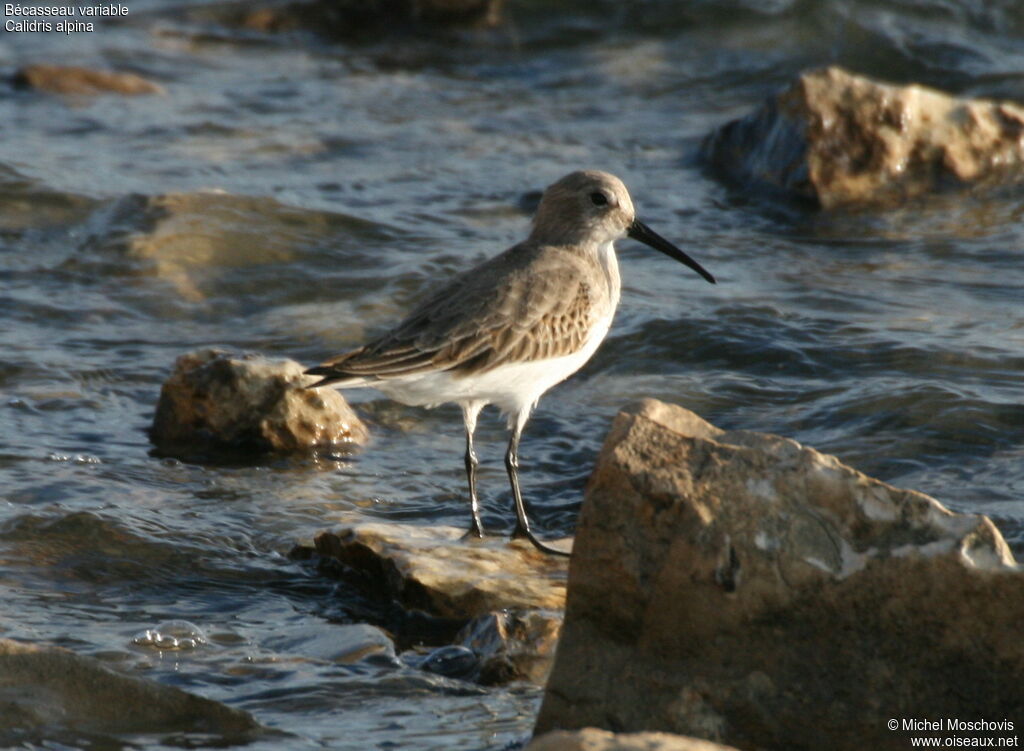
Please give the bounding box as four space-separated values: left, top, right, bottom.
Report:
536 399 1024 750
703 66 1024 208
151 349 368 455
315 523 568 617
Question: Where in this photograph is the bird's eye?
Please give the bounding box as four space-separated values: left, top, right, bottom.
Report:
590 192 609 207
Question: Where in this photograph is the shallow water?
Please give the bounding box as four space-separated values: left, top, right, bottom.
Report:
2 0 1024 747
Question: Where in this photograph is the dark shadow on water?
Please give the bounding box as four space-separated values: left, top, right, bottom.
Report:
147 439 363 470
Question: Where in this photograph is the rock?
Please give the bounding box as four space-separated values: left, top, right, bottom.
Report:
456 608 561 685
312 522 568 683
151 348 368 455
702 66 1024 209
315 523 568 616
11 64 164 96
102 191 380 304
112 192 308 302
236 0 503 35
0 638 262 742
528 728 741 751
535 399 1024 750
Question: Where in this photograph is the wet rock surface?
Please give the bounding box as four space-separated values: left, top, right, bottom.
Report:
456 608 561 685
703 66 1024 209
314 523 568 615
0 638 263 745
535 399 1024 750
151 348 368 456
309 523 568 684
11 64 164 96
528 728 742 751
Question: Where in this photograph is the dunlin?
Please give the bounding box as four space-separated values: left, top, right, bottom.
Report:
306 170 715 556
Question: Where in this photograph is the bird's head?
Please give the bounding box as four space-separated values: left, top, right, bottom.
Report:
531 170 635 247
531 170 715 284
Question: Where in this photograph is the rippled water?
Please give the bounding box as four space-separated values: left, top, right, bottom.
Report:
2 0 1024 748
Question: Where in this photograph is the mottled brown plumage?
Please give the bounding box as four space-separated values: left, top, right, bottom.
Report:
312 240 605 382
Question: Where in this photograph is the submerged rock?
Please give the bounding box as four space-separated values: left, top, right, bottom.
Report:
0 163 95 233
262 622 397 665
535 399 1024 750
11 64 164 96
312 523 568 683
151 348 368 456
528 729 741 751
0 638 262 743
113 192 309 302
702 66 1024 209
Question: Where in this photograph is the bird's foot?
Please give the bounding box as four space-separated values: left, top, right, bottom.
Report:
511 524 571 557
462 521 486 540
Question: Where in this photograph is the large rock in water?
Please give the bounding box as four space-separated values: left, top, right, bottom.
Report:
535 399 1024 750
151 348 368 455
0 638 262 744
702 66 1024 208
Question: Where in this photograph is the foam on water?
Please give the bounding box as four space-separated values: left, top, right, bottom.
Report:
134 620 209 651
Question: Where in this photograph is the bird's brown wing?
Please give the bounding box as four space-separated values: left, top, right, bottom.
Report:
305 244 603 386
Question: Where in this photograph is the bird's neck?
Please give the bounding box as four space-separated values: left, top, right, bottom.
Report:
528 209 618 247
596 240 622 310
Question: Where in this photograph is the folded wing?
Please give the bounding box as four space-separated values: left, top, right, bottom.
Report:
305 244 601 387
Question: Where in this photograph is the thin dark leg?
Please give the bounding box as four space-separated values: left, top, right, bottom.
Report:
507 428 528 539
464 428 484 539
506 426 570 557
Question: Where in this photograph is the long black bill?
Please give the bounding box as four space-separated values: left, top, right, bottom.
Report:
628 219 716 284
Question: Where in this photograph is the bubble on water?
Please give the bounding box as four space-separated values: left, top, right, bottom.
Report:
46 452 102 464
132 620 209 651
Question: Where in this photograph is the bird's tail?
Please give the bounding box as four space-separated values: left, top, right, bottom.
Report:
304 350 364 389
303 365 346 389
